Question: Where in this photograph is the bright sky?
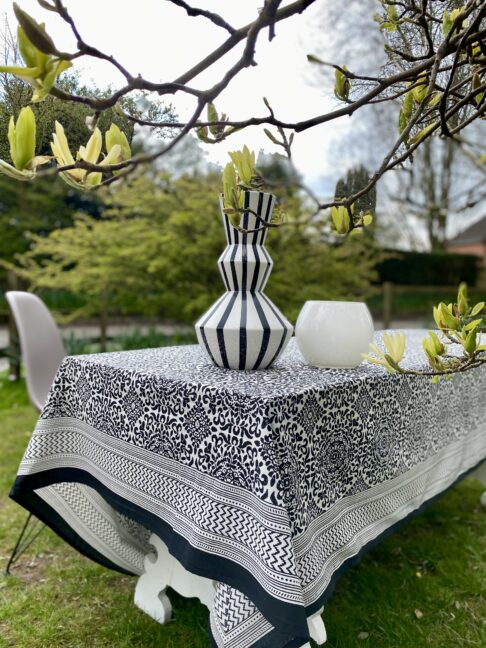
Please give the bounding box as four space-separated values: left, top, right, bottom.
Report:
3 0 349 193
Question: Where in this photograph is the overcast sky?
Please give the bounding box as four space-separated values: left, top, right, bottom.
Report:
3 0 353 194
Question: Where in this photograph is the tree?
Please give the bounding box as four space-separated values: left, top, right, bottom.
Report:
11 168 379 331
0 21 176 289
0 0 483 221
389 133 485 250
1 1 485 378
334 165 377 222
10 211 165 348
309 0 485 250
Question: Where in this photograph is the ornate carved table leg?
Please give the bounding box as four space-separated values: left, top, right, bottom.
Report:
135 534 327 645
470 461 486 506
134 534 215 624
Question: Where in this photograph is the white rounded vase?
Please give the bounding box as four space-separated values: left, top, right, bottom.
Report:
295 301 374 369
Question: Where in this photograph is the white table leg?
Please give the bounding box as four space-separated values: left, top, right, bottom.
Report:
307 606 327 644
134 533 215 623
134 549 173 623
135 534 327 645
470 461 486 506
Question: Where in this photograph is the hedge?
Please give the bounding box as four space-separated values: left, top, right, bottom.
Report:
376 250 480 286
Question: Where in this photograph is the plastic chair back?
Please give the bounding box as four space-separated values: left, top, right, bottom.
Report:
6 291 65 412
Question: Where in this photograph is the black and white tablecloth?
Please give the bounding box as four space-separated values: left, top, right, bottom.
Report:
11 331 486 648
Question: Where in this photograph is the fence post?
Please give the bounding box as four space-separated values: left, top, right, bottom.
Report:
383 281 392 330
7 270 20 381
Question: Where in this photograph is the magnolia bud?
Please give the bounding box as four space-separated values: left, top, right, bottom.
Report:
9 106 36 170
13 4 58 55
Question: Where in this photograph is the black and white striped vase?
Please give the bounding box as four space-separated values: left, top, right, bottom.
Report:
195 190 293 370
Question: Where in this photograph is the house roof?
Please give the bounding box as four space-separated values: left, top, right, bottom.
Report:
449 215 486 246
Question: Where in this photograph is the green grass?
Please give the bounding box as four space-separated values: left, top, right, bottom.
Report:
1 377 486 647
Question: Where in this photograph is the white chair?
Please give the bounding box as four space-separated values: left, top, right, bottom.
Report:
5 291 65 574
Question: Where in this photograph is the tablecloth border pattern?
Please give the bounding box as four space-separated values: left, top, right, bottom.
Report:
12 445 486 648
11 466 310 648
10 417 486 648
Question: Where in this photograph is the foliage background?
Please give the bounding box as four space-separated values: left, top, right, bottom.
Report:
10 169 380 326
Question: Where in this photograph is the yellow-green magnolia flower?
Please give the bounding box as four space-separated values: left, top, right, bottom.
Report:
51 122 124 190
105 124 131 163
222 162 244 228
421 331 445 367
331 205 351 235
228 145 256 186
51 121 85 187
433 302 459 331
0 106 50 181
222 162 237 207
9 105 35 170
362 331 407 372
0 21 71 102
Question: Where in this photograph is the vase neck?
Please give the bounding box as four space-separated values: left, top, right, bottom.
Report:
221 191 275 246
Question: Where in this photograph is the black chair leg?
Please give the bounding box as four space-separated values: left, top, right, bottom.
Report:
5 513 44 575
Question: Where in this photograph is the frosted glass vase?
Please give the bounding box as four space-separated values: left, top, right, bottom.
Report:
296 301 374 368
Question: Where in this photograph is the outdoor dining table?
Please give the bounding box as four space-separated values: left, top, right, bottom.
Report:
10 330 486 648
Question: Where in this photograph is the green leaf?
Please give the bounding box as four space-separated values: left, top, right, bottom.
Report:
0 64 41 80
442 10 453 35
410 72 428 103
207 103 219 137
464 329 477 355
410 121 438 145
363 212 373 227
439 302 459 330
470 302 485 316
463 318 483 332
457 282 468 315
403 91 414 118
472 73 484 105
0 158 34 180
398 109 408 137
334 67 351 101
427 92 442 107
196 125 209 142
17 25 43 68
386 4 399 23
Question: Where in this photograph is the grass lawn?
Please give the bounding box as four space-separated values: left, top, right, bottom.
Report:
1 374 486 647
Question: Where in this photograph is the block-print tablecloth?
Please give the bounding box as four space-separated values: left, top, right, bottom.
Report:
11 331 486 648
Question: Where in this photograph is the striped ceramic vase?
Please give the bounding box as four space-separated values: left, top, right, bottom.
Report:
195 190 293 370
